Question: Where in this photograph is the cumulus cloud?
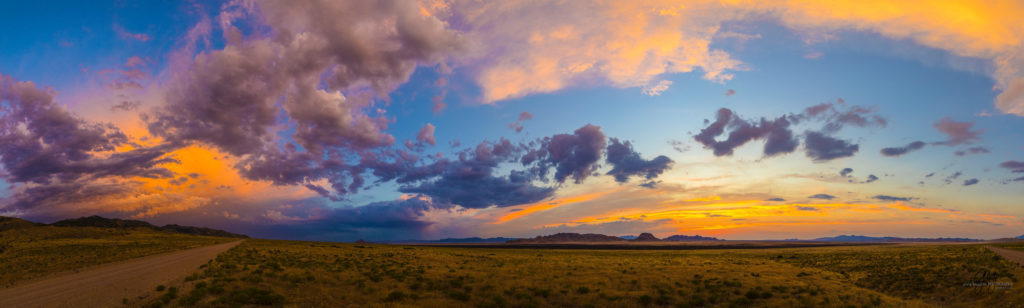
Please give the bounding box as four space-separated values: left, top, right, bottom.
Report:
963 178 980 186
725 89 736 96
808 194 835 200
605 138 674 183
804 131 858 161
416 123 436 146
863 174 879 183
932 118 983 146
522 124 606 184
839 168 853 177
693 108 797 157
880 141 926 157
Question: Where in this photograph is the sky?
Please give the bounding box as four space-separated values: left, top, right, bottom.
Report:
1 0 1023 241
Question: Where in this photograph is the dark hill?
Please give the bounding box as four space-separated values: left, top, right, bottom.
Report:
663 234 723 241
507 233 627 243
52 215 157 229
0 216 42 232
631 233 660 241
51 215 247 238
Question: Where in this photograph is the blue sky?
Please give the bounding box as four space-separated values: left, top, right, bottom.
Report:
1 0 1022 241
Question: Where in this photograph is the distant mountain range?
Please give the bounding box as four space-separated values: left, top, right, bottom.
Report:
1017 234 1024 239
2 215 248 238
508 232 723 243
810 235 980 242
379 237 520 244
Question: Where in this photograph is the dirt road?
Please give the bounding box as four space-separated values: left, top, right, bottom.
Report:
0 240 242 307
988 246 1024 267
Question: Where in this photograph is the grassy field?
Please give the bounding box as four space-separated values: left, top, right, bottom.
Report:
0 223 233 287
140 240 1024 307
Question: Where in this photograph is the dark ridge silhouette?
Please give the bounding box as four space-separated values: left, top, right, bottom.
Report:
812 235 979 242
0 216 42 231
48 215 248 238
381 237 520 244
160 224 248 238
52 215 158 229
663 234 724 241
507 233 627 243
631 233 660 241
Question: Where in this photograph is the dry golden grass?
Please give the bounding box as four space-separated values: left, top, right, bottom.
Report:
0 225 232 287
140 239 1024 307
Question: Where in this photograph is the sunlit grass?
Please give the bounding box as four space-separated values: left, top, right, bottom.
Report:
143 239 1024 307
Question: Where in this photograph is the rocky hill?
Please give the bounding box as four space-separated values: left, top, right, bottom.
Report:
631 233 660 241
663 234 723 241
507 233 627 243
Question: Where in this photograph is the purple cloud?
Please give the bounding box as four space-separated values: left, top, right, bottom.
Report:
880 141 926 157
605 138 674 183
932 117 983 146
804 131 858 161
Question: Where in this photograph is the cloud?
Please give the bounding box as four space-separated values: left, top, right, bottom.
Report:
416 123 436 146
113 24 151 42
864 174 879 183
725 89 736 96
999 160 1024 173
880 141 926 157
954 146 990 156
944 171 963 184
808 194 836 200
453 1 745 102
641 80 673 96
693 108 798 157
766 198 785 202
795 206 818 211
839 168 853 177
873 195 914 202
508 111 533 133
803 131 858 161
522 124 606 184
932 118 983 146
0 75 177 185
963 178 980 186
605 138 674 183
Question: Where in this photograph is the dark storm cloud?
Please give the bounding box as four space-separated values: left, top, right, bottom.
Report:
605 138 674 183
319 197 453 229
873 195 914 202
999 160 1024 173
840 168 853 177
963 178 979 186
932 117 983 146
808 194 836 200
522 124 606 184
693 108 798 157
880 141 926 157
803 131 858 161
954 146 990 156
0 75 181 213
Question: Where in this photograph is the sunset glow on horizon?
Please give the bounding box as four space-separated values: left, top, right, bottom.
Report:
2 0 1023 241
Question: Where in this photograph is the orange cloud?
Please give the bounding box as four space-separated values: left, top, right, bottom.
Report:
491 188 624 224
